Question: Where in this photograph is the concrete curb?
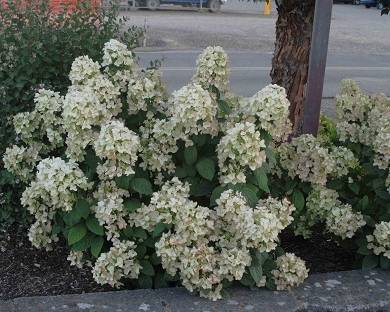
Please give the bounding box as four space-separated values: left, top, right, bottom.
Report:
2 270 390 312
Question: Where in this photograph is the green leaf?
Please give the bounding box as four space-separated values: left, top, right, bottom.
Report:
144 236 157 248
265 147 277 170
154 272 169 288
357 245 371 256
131 178 153 195
135 245 147 258
380 256 390 270
140 260 155 276
265 277 276 290
74 198 90 220
362 255 379 270
363 215 376 227
292 190 305 211
327 179 344 191
90 236 104 258
133 227 148 240
210 185 226 206
360 195 370 212
115 175 132 190
184 146 198 165
254 167 270 193
68 223 87 245
63 209 82 226
71 233 92 252
239 272 255 287
150 253 161 266
86 216 104 236
249 264 263 284
183 164 197 177
153 223 168 238
348 182 360 195
138 274 153 289
190 180 214 197
232 184 258 207
175 166 188 178
196 158 215 181
218 99 232 116
124 199 142 213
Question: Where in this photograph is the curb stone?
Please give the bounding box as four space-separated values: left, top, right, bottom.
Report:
1 270 390 312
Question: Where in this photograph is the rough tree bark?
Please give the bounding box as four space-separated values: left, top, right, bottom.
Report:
271 0 315 135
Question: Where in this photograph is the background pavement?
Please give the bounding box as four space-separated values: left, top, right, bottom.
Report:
122 3 390 108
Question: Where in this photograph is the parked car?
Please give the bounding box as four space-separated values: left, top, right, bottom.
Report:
357 0 390 8
132 0 226 12
357 0 377 7
333 0 360 4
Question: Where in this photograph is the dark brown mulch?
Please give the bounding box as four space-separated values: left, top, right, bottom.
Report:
0 225 113 301
0 224 356 301
280 228 356 274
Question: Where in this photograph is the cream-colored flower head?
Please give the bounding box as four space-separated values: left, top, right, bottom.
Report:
193 46 230 91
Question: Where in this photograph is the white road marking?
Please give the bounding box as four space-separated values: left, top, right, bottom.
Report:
157 66 390 71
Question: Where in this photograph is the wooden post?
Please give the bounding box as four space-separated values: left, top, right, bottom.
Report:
302 0 333 135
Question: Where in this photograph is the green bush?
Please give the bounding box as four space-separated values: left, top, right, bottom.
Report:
4 43 309 300
276 80 390 271
0 0 142 225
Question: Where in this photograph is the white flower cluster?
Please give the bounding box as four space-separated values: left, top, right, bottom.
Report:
139 116 179 173
92 240 141 288
367 95 390 170
331 146 359 178
336 80 390 172
335 80 373 144
325 203 366 240
145 179 298 300
169 83 219 139
367 221 390 259
94 120 140 179
67 251 90 269
21 158 91 249
193 46 230 90
278 134 357 185
102 39 137 91
217 122 266 185
13 89 64 150
241 85 292 141
130 177 189 231
93 181 130 241
272 253 309 290
296 186 365 239
63 54 122 161
3 144 41 182
69 55 101 86
127 69 166 115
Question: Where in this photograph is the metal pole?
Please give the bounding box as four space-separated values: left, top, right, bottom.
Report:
302 0 333 135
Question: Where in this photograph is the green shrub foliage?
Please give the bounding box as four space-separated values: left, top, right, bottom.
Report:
276 80 390 271
3 42 310 300
0 0 142 224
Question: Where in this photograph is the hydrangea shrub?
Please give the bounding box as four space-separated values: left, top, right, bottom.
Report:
276 80 390 270
3 40 309 300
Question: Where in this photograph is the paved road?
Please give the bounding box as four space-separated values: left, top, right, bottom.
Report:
137 50 390 98
125 3 390 54
127 3 390 115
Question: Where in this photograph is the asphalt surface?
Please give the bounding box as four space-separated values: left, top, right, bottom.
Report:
125 3 390 54
137 50 390 98
124 2 390 112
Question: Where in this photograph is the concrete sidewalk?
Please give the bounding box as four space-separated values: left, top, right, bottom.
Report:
2 270 390 312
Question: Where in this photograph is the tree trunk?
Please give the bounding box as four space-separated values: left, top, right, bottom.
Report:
271 0 315 135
